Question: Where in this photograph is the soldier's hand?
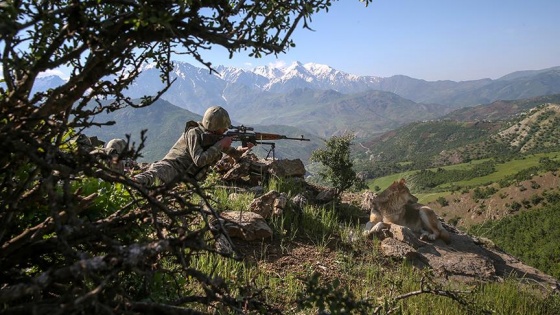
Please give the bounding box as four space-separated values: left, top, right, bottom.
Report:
233 143 254 156
217 136 233 149
244 142 255 150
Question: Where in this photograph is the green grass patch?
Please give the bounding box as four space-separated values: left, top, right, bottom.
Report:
368 151 560 194
415 191 452 204
445 152 560 188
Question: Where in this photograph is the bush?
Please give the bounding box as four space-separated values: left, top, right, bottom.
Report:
436 196 449 207
310 133 357 199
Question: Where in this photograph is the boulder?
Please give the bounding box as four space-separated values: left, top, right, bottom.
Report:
216 153 306 185
266 159 306 178
369 226 559 287
247 190 288 219
316 188 336 203
218 211 273 241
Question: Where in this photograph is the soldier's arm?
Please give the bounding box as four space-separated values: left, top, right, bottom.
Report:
186 129 224 167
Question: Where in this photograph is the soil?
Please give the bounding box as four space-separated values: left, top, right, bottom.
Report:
428 171 560 229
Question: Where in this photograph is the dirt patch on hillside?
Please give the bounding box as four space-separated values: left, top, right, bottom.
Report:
426 171 560 229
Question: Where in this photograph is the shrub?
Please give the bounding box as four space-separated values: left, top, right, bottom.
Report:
436 196 449 207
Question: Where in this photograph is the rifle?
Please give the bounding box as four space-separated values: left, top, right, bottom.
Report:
202 125 310 159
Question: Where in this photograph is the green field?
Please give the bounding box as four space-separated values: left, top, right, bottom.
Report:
446 152 560 188
367 151 560 202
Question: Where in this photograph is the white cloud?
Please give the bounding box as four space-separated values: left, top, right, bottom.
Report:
267 60 288 69
38 68 67 79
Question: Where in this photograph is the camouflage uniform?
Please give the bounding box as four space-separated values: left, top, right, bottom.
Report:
134 106 235 186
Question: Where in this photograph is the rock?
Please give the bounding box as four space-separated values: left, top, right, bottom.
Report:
316 188 336 203
380 237 416 258
386 224 424 249
266 159 306 178
214 234 234 255
291 193 308 214
217 153 306 185
380 238 431 268
426 251 496 281
273 193 287 214
247 190 287 218
218 211 273 241
372 228 560 287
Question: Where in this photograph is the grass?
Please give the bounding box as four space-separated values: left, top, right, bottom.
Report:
415 191 451 204
443 152 560 188
172 175 560 314
368 151 560 194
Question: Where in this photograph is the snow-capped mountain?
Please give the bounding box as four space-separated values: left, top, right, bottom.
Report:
121 60 391 115
18 60 560 155
216 61 382 94
122 61 560 116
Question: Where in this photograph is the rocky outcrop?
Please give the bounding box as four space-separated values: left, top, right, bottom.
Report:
211 155 339 242
248 190 288 218
215 154 306 186
218 211 273 241
368 224 559 290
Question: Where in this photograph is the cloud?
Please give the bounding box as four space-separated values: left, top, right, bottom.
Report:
0 66 69 81
38 69 67 79
267 60 288 69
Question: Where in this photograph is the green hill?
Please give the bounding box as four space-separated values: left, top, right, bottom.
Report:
355 102 560 178
443 94 560 121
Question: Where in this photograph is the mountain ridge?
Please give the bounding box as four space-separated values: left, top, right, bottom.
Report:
28 62 560 145
355 100 560 178
34 61 560 115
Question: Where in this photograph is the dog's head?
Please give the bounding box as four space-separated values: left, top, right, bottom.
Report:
361 191 378 212
377 178 418 205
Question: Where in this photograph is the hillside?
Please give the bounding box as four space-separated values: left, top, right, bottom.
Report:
355 102 560 176
443 94 560 121
495 103 560 153
231 89 450 138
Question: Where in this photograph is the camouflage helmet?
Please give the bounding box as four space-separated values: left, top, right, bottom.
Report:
201 106 231 132
105 138 127 155
76 134 92 147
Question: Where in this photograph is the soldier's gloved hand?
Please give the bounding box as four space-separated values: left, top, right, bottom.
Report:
217 136 233 150
238 142 254 152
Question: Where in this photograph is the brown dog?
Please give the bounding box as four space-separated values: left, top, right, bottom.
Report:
362 178 450 243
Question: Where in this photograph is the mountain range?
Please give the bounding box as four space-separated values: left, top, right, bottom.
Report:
122 61 560 114
35 61 560 133
29 61 560 162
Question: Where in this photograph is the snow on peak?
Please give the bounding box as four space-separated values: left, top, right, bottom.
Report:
252 64 285 79
303 63 335 76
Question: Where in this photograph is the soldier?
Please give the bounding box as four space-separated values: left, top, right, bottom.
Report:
104 138 127 174
133 106 252 186
91 138 128 174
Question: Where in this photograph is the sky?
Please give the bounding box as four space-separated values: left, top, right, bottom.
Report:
177 0 560 82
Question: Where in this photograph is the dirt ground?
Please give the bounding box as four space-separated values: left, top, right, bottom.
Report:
427 171 560 229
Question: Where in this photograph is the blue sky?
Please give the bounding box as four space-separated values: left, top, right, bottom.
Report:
178 0 560 82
